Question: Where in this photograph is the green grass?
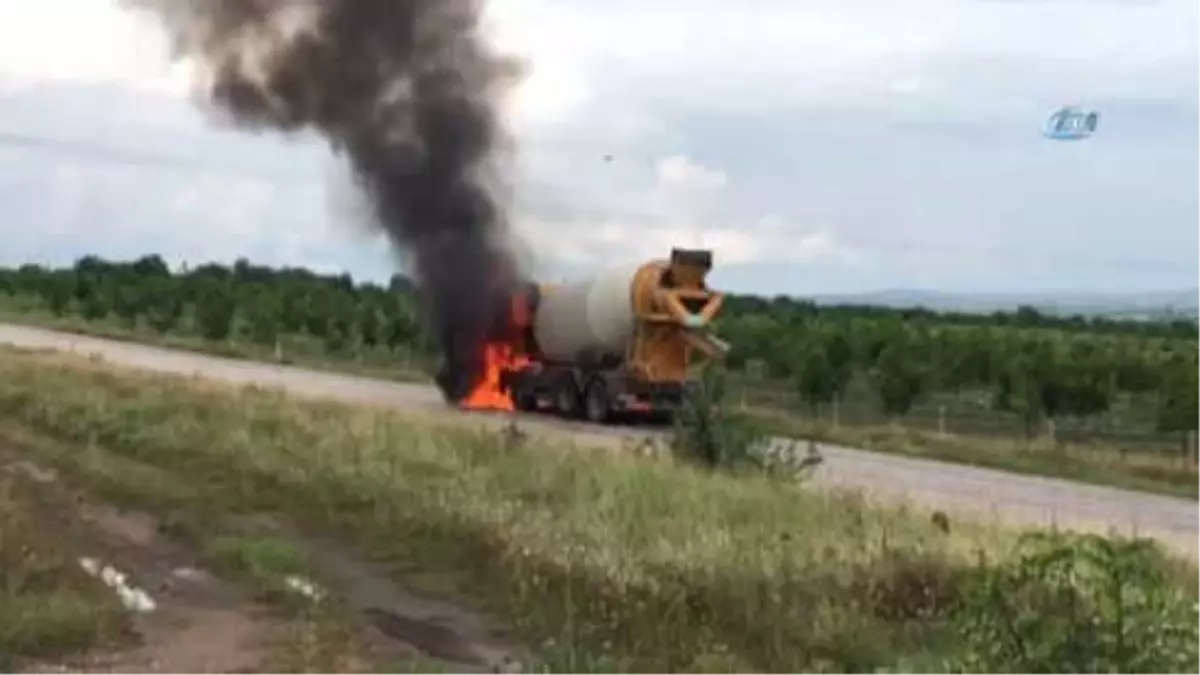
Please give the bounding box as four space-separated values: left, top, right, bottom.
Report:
1 304 1194 500
203 535 321 607
0 345 1195 672
0 345 1195 667
750 414 1199 500
0 303 433 384
2 343 1200 667
0 470 125 669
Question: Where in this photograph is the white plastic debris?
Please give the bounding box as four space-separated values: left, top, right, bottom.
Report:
79 556 101 576
171 566 208 582
78 556 158 613
284 575 325 602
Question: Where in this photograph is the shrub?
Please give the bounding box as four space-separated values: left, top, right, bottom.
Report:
947 531 1199 673
670 366 823 480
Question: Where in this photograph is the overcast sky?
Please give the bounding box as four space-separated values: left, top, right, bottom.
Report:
0 0 1195 295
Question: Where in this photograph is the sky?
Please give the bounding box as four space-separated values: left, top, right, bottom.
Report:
0 0 1196 295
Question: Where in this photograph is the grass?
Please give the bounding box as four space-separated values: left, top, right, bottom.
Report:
0 466 126 669
0 304 433 384
203 535 319 606
750 413 1199 500
0 343 1003 667
0 345 1195 672
2 305 1194 500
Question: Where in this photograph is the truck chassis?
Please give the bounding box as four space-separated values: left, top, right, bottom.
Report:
502 362 683 425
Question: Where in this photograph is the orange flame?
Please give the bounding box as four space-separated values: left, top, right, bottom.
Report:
459 341 529 411
458 291 535 412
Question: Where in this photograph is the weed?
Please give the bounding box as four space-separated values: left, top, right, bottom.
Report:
671 366 823 480
0 474 123 665
947 531 1199 673
206 535 309 579
204 535 321 607
525 642 618 673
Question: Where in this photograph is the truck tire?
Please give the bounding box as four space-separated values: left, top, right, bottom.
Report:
583 380 610 424
514 389 537 412
553 377 582 419
506 371 537 412
649 410 675 426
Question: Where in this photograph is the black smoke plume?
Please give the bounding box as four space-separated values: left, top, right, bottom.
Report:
124 0 525 402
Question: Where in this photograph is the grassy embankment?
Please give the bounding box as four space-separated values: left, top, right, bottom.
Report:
1 306 1196 500
0 305 433 383
752 412 1198 500
0 346 1196 672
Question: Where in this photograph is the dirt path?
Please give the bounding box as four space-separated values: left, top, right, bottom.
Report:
295 536 523 671
1 448 524 673
3 457 283 673
1 322 1195 559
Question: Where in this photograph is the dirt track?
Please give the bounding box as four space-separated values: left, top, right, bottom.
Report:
1 322 1195 558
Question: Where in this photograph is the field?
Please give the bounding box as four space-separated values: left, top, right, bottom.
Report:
1 255 1197 498
1 345 1197 672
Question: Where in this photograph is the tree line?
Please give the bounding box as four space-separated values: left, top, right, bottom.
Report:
1 254 1195 436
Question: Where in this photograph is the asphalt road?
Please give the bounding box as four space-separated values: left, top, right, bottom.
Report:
1 322 1196 558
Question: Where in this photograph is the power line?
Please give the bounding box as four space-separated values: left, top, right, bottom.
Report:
0 129 321 182
0 128 1192 274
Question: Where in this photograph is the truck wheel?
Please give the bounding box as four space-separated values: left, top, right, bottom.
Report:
583 381 610 424
554 379 581 419
649 410 675 426
514 390 537 412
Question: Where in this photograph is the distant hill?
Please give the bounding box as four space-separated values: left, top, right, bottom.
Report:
804 288 1199 320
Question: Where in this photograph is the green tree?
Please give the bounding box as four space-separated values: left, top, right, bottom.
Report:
194 281 236 341
358 302 381 350
146 279 183 334
1156 354 1199 433
111 283 146 328
874 339 928 419
244 289 282 346
382 301 421 353
791 328 855 413
44 274 74 317
994 341 1050 436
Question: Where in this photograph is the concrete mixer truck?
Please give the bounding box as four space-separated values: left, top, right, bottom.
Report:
484 248 731 424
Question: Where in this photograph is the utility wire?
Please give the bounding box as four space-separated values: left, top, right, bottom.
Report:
0 129 321 182
0 128 1192 274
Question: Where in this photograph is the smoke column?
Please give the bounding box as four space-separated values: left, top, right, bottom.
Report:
123 0 525 402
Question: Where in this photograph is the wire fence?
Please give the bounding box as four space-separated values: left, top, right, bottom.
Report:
726 373 1198 461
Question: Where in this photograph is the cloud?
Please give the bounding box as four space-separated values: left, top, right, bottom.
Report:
0 0 1194 295
0 1 191 97
513 153 857 279
655 155 727 193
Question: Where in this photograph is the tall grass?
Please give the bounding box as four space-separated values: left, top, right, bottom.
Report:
0 347 1194 672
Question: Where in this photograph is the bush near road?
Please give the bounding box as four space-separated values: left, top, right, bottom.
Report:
1 255 1197 497
0 346 1196 672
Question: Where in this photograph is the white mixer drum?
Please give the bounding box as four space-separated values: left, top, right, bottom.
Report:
532 264 643 364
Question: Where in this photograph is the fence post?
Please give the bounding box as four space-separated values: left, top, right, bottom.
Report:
937 405 946 436
1045 418 1057 446
832 395 840 428
273 337 283 362
1189 430 1197 468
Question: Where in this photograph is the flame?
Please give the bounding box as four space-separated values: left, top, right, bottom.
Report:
459 341 529 411
458 289 535 412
